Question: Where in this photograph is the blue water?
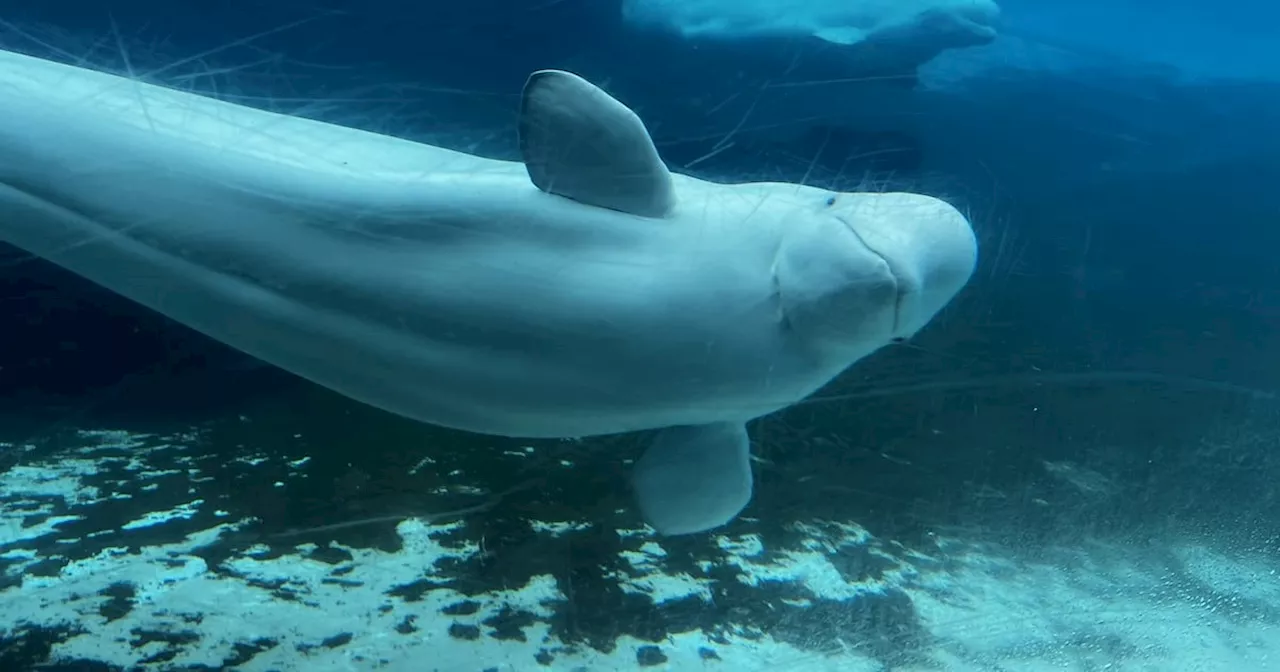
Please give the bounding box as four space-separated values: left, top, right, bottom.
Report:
1 2 1278 670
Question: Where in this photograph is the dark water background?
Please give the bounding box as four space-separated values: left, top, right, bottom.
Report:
1 0 1279 556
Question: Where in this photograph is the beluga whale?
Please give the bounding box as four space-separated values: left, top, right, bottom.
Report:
0 47 977 535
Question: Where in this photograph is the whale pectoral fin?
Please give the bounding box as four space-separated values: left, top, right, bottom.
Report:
518 69 676 218
631 422 753 535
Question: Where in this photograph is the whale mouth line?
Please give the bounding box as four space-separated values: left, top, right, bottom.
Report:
836 215 905 336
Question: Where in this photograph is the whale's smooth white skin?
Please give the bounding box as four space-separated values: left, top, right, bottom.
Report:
0 48 977 535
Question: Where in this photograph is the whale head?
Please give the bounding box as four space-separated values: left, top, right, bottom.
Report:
838 191 978 340
771 187 976 356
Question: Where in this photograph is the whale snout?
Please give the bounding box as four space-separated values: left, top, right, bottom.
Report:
839 193 977 339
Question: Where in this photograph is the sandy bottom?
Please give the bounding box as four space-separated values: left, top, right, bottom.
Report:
2 428 1277 671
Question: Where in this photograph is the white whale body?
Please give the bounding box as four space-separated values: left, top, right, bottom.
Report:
0 49 976 535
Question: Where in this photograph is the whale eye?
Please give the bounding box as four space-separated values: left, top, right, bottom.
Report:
825 196 838 207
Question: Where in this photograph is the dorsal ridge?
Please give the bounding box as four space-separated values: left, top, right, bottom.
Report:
518 69 676 218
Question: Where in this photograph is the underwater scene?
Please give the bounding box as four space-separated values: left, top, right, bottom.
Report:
1 0 1279 670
